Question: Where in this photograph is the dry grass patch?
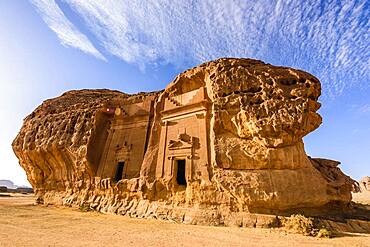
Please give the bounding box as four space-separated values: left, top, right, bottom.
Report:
282 214 332 238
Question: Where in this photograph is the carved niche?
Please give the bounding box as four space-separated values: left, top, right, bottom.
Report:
115 142 131 163
168 133 193 150
167 133 195 161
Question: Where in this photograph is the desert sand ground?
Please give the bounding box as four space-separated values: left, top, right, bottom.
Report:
0 194 369 247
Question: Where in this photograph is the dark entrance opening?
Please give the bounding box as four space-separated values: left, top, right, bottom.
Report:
114 162 125 182
176 159 186 186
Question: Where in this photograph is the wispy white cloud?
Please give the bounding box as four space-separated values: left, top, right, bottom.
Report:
31 0 369 98
30 0 106 61
359 104 370 113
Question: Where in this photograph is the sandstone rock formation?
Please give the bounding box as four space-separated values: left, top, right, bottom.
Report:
359 177 370 192
352 176 370 207
13 58 358 226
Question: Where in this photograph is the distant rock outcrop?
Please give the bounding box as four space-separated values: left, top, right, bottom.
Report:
13 58 360 226
359 177 370 192
0 180 16 189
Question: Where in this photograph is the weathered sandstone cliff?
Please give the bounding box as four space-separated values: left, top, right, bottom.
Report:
13 58 359 226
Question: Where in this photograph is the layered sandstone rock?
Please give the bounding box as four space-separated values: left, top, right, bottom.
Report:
13 58 358 226
359 177 370 192
12 89 160 195
352 176 370 207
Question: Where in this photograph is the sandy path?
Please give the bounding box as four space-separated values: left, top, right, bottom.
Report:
0 195 369 247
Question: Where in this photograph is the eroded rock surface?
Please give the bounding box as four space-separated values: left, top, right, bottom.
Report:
359 177 370 192
13 58 359 226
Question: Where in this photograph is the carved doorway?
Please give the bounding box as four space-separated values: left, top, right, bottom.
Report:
176 159 186 186
114 161 125 182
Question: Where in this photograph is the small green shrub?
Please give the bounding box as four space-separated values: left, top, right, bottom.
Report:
35 196 44 204
79 204 92 212
316 228 332 238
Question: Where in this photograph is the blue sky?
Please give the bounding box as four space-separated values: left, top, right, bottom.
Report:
0 0 369 186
